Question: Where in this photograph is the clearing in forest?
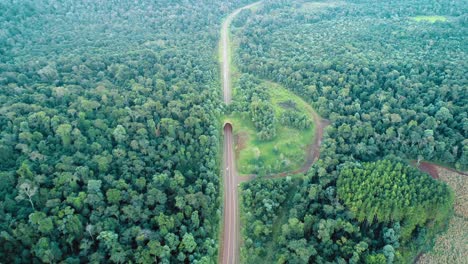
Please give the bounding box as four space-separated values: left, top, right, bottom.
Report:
300 1 344 12
412 16 447 23
417 167 468 263
226 81 316 175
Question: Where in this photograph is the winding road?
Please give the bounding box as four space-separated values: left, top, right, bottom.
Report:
219 2 262 264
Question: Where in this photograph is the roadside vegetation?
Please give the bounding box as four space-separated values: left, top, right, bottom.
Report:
226 76 315 175
239 177 294 263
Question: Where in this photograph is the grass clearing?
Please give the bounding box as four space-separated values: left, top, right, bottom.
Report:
226 81 315 175
438 170 468 218
300 1 344 12
417 216 468 264
412 16 447 23
417 168 468 263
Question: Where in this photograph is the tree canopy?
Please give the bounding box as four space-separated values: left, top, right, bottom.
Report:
0 0 254 262
236 0 463 263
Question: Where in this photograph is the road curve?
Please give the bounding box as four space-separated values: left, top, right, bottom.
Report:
220 2 262 264
221 1 262 104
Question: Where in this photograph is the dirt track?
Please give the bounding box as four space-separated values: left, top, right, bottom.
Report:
412 160 468 179
417 161 440 179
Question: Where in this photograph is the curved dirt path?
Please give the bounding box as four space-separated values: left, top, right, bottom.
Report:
413 160 468 179
238 111 329 183
219 2 262 264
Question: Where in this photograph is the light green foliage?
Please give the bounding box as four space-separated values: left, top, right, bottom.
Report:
113 125 128 144
229 76 315 175
29 212 54 234
180 233 197 253
56 124 72 146
280 110 312 129
250 100 277 140
412 16 447 23
106 189 122 204
366 253 387 264
337 160 453 225
17 162 34 179
97 231 118 250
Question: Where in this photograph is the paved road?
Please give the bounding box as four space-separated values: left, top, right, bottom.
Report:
220 2 262 264
221 123 238 264
221 1 262 104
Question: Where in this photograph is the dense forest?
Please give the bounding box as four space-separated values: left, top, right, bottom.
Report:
230 74 312 141
241 158 453 263
0 0 466 263
0 0 253 262
232 74 278 141
236 0 465 263
235 0 467 170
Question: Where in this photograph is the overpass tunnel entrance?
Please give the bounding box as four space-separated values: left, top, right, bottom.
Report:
223 122 233 133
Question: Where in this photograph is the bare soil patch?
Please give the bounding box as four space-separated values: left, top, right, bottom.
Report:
235 131 249 156
418 161 440 179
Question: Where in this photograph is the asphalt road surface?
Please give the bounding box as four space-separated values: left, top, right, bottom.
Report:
221 123 238 264
220 2 262 264
221 1 262 104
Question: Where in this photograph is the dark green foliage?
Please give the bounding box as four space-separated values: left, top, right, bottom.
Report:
233 74 277 140
241 168 387 264
240 178 292 261
250 100 277 140
280 110 311 129
235 74 270 110
0 0 254 262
